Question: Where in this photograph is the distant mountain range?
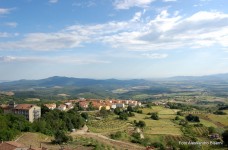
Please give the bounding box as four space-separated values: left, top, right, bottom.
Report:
0 73 228 91
0 76 148 91
167 73 228 81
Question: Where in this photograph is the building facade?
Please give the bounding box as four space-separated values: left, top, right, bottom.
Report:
13 104 41 122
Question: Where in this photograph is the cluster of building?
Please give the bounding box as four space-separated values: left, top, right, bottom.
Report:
44 99 142 111
0 101 41 122
76 99 141 110
43 102 73 111
0 99 141 123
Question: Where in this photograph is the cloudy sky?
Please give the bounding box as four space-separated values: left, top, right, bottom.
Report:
0 0 228 80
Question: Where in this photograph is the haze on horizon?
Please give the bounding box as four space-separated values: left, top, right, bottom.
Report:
0 0 228 80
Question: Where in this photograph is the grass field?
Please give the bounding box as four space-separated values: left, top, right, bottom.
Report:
87 115 130 134
197 113 228 127
193 126 208 136
129 106 182 136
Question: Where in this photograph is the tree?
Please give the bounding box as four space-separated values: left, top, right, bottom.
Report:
175 116 180 120
81 112 88 120
222 130 228 147
127 106 133 112
99 107 109 117
87 102 94 111
213 110 227 115
208 126 216 134
136 120 146 128
110 131 122 139
41 104 50 116
151 113 159 120
114 107 121 115
177 111 183 116
52 130 72 144
186 114 200 122
119 112 128 120
131 132 141 143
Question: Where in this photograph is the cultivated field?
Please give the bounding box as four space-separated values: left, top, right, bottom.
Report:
129 106 183 135
87 115 130 134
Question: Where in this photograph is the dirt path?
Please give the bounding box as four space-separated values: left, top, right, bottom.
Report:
71 125 145 150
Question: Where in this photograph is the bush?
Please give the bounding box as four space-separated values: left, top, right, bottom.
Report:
186 114 200 122
52 130 72 144
213 110 227 115
128 112 135 117
131 132 141 143
119 112 128 120
177 111 183 116
208 126 216 134
151 113 159 120
137 110 143 114
175 116 180 120
81 112 89 120
114 107 121 115
150 142 165 150
135 120 146 128
110 131 122 139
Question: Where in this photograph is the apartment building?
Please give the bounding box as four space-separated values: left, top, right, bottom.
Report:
13 104 41 122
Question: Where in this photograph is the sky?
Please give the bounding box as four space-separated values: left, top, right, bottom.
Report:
0 0 228 80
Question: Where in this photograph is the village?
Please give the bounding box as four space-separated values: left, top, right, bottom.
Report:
0 98 143 123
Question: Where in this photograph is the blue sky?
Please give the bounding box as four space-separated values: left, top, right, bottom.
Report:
0 0 228 80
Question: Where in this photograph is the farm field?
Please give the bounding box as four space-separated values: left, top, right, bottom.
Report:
198 114 228 127
129 106 183 135
87 115 131 134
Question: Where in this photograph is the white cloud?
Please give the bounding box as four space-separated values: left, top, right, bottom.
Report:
0 32 10 38
141 53 168 59
0 32 89 51
0 8 11 15
0 56 16 62
0 56 110 64
0 10 228 52
4 22 18 28
131 12 142 22
163 0 177 2
103 10 228 51
113 0 155 9
49 0 58 3
72 1 96 7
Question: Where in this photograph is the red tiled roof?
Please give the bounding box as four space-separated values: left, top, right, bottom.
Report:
44 103 56 108
14 104 34 110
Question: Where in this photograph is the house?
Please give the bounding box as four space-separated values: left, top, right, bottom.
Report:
13 104 41 123
91 101 102 110
44 103 56 110
57 104 66 111
1 102 41 122
65 102 73 109
116 103 125 108
111 104 117 109
104 105 111 110
79 101 88 109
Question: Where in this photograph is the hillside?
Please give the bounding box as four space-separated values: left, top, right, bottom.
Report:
0 76 148 90
1 73 228 100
